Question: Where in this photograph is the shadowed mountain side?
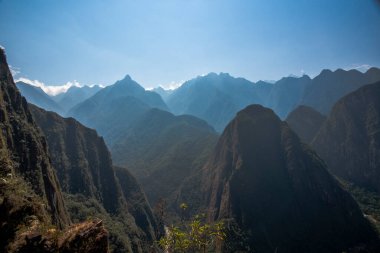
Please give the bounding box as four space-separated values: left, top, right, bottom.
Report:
29 105 159 252
312 81 380 194
0 48 110 252
286 105 326 144
196 104 378 253
114 166 160 240
0 48 69 228
301 68 380 114
111 108 218 207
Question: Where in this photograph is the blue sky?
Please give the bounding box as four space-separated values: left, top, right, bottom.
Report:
1 0 380 89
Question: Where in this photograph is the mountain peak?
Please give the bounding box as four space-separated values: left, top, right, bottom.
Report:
366 67 380 75
319 69 333 75
201 104 378 252
237 104 280 122
114 74 143 90
122 74 132 81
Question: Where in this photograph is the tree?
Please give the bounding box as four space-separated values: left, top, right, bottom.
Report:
158 204 226 253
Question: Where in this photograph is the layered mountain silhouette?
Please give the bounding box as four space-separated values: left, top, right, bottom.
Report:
199 105 378 253
30 105 159 252
312 81 380 194
16 81 64 115
152 86 173 101
286 105 326 144
301 68 380 114
68 75 168 145
111 108 218 206
265 75 311 118
166 73 268 132
165 68 380 132
52 85 102 113
0 48 109 252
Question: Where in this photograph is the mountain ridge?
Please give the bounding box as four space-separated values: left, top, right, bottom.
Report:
195 104 379 252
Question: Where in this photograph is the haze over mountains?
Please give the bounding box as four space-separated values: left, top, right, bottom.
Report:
16 81 64 114
52 85 102 113
68 75 167 145
19 67 380 135
4 44 380 252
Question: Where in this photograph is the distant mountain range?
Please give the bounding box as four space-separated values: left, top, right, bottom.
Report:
164 68 380 131
52 85 102 113
17 67 380 135
68 75 168 145
16 81 64 114
301 68 380 114
16 81 102 115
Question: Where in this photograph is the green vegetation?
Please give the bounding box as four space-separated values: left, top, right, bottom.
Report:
63 193 136 253
158 204 225 253
341 181 380 233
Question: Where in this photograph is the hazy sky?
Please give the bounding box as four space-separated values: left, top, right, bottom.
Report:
1 0 380 89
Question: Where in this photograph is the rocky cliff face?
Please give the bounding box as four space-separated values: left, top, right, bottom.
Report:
0 48 108 252
201 104 378 253
312 81 380 193
286 105 326 144
30 105 122 214
30 105 158 252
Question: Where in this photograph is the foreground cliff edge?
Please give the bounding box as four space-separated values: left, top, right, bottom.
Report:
0 48 109 252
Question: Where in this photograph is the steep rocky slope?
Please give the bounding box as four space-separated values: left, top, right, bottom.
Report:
200 105 378 253
286 105 326 144
111 108 218 207
30 105 158 252
312 81 380 193
0 48 108 252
